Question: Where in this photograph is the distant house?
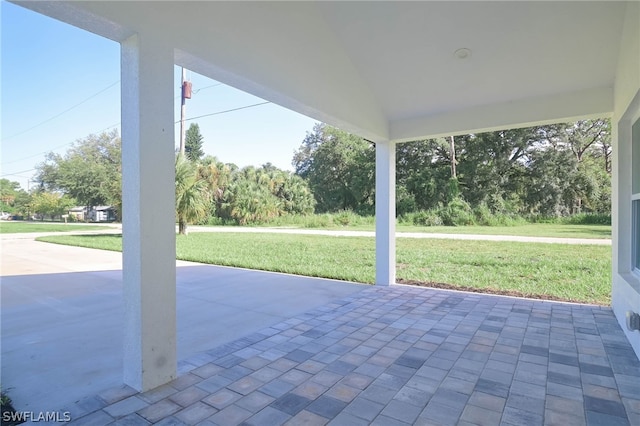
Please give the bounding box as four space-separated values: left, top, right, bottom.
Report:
88 206 117 222
68 206 87 221
68 206 117 222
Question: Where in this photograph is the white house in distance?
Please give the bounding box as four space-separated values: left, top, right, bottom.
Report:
11 1 640 392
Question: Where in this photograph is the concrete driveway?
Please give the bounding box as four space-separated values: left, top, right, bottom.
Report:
0 237 367 412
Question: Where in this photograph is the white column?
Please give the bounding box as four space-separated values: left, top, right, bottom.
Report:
375 141 396 286
121 34 176 391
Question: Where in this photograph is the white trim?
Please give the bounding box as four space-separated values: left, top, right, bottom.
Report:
617 89 640 276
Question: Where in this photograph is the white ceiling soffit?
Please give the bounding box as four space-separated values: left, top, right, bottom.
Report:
14 1 626 142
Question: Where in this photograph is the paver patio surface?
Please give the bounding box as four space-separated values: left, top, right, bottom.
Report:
67 285 640 425
2 236 638 425
1 238 366 413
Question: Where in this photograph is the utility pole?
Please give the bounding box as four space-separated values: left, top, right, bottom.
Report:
449 135 457 179
179 67 192 156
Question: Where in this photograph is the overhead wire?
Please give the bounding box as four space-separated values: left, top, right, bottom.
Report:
180 101 270 123
2 100 267 167
0 168 37 178
2 79 269 175
2 80 120 141
1 121 123 166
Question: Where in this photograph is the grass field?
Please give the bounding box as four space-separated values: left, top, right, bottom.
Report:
0 221 109 234
38 232 612 305
259 223 611 239
252 212 611 239
396 224 610 239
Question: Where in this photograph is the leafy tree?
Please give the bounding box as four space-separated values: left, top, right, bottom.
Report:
197 155 232 218
175 154 210 235
216 164 315 224
273 173 316 215
221 177 280 225
562 119 610 163
396 138 453 212
29 191 75 221
35 130 122 216
11 191 33 217
523 120 611 216
185 123 205 162
0 179 26 213
455 128 533 212
295 118 611 220
293 123 374 212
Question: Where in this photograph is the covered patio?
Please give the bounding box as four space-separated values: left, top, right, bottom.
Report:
5 0 640 424
2 236 639 424
50 270 640 425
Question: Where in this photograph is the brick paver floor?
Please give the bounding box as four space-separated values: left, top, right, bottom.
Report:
65 285 640 425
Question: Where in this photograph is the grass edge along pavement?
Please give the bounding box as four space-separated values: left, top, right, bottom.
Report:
37 232 611 305
249 213 611 239
0 221 109 234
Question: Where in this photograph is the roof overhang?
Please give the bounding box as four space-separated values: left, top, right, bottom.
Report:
12 1 627 142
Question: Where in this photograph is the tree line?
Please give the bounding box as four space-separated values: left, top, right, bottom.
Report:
294 120 611 224
1 119 610 229
6 125 315 233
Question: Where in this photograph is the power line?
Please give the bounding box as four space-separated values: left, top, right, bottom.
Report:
1 143 72 165
2 80 120 141
194 83 223 94
180 101 270 123
0 168 37 178
1 122 122 166
2 101 270 170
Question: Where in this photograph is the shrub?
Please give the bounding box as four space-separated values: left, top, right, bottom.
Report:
302 214 332 228
526 213 611 225
396 187 417 217
439 197 476 226
473 203 527 226
411 210 444 227
562 213 611 225
473 203 493 226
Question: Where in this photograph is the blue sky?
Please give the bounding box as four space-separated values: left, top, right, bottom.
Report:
1 1 317 190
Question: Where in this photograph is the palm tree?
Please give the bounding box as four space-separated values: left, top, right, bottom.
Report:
175 154 209 235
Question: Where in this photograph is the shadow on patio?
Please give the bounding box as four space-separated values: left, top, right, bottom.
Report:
0 263 365 415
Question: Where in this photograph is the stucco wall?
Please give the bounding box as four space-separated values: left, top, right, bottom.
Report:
612 1 640 360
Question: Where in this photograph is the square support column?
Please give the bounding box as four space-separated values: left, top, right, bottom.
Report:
121 34 176 391
375 141 396 286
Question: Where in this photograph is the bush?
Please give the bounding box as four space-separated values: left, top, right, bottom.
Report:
526 213 611 225
473 203 527 226
396 187 417 217
439 198 476 226
410 210 444 227
334 211 353 226
562 213 611 225
473 203 493 226
302 214 333 228
206 216 236 226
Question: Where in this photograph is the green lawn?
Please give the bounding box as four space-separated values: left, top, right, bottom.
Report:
261 223 611 239
0 221 109 234
37 232 612 305
397 223 610 239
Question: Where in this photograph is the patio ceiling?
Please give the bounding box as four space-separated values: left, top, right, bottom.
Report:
15 1 626 142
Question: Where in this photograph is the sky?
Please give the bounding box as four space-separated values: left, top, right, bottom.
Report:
1 1 318 191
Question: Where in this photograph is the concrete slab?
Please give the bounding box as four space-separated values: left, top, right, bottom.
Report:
0 238 367 412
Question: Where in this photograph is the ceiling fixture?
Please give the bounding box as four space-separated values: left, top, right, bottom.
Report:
454 48 472 59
